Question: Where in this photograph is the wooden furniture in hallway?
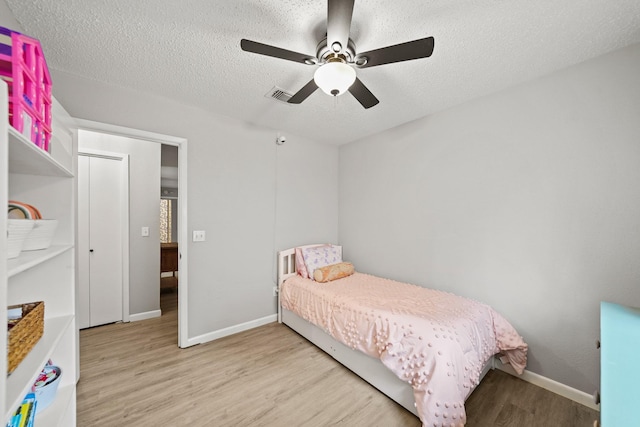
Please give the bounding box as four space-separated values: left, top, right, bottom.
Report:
160 242 178 290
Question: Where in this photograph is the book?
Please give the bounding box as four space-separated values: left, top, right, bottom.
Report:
26 398 37 427
6 393 36 427
21 393 36 427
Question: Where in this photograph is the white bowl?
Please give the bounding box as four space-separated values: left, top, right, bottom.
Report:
33 365 62 414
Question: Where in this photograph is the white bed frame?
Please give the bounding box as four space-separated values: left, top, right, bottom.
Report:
277 246 494 418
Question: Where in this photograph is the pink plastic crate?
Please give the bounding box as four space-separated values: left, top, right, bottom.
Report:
0 26 52 152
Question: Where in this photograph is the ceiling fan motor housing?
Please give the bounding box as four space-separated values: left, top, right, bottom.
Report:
316 37 356 64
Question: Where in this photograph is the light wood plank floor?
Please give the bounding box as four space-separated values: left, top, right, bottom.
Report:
78 291 598 426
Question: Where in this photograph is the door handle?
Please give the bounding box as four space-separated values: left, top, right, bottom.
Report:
89 249 94 253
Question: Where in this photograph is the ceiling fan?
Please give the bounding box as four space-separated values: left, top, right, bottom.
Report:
240 0 435 109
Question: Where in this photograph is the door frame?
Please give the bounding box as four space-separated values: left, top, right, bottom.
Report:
78 149 130 324
75 119 190 348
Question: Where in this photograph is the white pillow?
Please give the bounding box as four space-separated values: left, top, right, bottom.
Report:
295 245 328 279
302 245 342 280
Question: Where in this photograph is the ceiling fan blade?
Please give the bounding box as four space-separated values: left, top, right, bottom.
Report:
354 37 434 68
327 0 355 54
349 77 379 109
288 79 319 104
241 39 315 65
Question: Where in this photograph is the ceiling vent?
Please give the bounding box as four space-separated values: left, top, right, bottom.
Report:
265 86 293 104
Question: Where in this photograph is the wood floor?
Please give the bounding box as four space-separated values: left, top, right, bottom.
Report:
77 290 598 426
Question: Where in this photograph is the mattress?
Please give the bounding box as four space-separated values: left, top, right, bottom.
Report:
280 272 528 426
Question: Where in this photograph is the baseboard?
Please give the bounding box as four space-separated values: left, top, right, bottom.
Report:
186 314 277 347
129 309 162 322
496 362 599 411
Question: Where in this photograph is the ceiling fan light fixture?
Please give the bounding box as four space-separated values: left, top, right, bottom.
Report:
314 61 356 96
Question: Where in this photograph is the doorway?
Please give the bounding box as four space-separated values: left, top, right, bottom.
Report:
76 119 189 348
160 145 179 305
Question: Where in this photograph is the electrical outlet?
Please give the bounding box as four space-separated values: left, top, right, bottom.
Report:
192 230 206 242
141 226 149 237
273 286 278 297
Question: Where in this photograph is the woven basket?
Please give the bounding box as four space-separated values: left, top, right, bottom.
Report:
7 301 44 374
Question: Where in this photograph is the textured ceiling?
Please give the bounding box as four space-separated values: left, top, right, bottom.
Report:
5 0 640 145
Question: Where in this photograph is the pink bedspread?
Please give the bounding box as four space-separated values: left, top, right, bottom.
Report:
280 272 528 427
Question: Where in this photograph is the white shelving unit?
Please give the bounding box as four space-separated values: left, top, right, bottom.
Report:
1 80 78 426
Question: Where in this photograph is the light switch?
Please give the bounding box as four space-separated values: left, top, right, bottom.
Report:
193 230 206 242
141 226 149 237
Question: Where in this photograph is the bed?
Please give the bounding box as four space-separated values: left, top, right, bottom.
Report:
277 245 528 427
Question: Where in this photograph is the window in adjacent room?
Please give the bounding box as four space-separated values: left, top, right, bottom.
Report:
160 199 172 243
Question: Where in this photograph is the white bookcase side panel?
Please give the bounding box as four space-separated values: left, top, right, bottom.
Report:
0 79 8 425
50 99 75 172
35 384 76 427
49 317 78 389
3 81 77 427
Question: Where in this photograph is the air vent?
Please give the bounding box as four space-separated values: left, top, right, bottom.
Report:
265 86 293 104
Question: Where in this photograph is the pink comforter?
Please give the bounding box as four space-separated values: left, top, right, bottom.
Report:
280 273 527 427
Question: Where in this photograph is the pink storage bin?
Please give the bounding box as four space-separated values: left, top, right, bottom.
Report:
0 26 52 152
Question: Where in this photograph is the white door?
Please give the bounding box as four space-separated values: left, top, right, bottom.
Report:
78 154 125 328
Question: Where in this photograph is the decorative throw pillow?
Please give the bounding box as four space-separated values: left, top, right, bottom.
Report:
296 245 329 279
313 262 354 283
302 245 342 280
295 247 308 278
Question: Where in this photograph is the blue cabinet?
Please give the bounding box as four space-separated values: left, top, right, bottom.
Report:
600 301 640 427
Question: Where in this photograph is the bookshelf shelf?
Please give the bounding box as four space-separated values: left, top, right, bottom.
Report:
7 245 73 278
8 126 72 177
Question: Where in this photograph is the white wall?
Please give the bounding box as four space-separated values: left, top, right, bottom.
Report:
1 0 340 342
339 43 640 394
48 70 338 338
0 1 21 30
79 130 162 316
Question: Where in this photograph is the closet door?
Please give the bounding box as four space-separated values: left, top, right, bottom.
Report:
78 155 124 328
